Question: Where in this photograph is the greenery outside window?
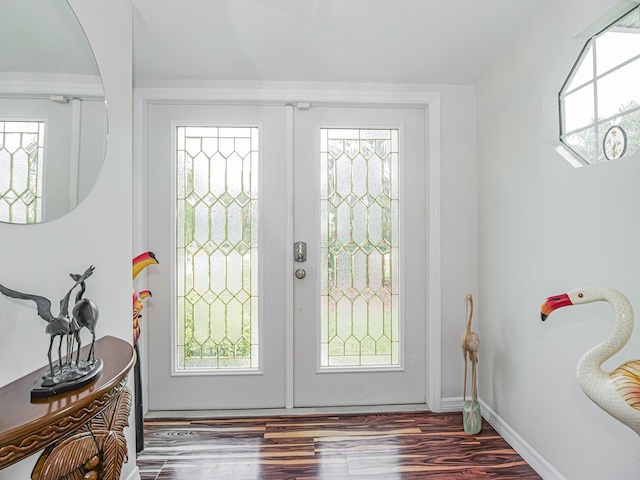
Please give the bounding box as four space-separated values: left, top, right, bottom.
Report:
559 6 640 165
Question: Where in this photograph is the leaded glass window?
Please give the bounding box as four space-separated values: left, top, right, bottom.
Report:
560 6 640 164
176 126 259 371
320 128 399 367
0 121 44 223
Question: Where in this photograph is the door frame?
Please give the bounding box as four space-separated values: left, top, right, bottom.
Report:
134 86 442 412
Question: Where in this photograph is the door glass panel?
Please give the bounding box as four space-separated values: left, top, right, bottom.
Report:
176 126 259 371
0 121 44 223
320 128 399 368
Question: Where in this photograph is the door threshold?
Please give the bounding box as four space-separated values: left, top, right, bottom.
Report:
145 403 430 420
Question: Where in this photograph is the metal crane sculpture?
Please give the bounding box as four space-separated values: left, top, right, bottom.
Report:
541 287 640 435
0 265 95 386
71 270 100 363
462 293 481 434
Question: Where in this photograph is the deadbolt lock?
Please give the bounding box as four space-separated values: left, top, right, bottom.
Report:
294 241 307 263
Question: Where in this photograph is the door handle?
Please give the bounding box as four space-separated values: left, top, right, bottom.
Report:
294 241 307 263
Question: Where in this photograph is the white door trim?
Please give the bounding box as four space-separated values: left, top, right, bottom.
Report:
134 85 442 413
284 105 295 409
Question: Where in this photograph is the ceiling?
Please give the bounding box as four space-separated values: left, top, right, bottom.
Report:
1 1 543 87
132 0 543 87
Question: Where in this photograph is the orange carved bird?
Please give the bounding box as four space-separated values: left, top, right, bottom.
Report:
132 252 159 345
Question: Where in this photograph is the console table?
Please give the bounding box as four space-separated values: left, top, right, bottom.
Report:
0 335 135 480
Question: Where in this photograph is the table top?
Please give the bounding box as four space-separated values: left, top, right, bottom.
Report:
0 335 134 468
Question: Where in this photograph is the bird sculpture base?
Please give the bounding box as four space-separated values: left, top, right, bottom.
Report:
31 359 103 400
463 399 482 434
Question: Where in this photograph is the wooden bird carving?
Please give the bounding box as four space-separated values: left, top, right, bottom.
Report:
462 293 479 405
541 287 640 435
132 252 159 346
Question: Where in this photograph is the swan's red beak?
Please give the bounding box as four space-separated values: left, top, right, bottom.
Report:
541 293 572 321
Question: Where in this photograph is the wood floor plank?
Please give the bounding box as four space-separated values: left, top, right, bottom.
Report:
137 412 542 480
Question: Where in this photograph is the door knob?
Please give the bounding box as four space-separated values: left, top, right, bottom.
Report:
295 268 306 279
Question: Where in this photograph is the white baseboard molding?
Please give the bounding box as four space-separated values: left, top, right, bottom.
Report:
478 399 566 480
439 396 464 412
147 403 430 419
125 466 141 480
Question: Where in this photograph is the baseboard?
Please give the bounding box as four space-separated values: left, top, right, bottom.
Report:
146 403 430 419
439 396 464 412
125 466 141 480
478 399 566 480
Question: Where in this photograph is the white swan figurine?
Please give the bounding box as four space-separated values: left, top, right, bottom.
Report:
541 287 640 435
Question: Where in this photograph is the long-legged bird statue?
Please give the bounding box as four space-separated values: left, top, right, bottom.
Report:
462 293 481 433
71 271 99 363
0 266 94 382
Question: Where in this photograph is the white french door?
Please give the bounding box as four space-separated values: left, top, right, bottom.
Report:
292 106 426 406
145 103 427 411
146 104 288 410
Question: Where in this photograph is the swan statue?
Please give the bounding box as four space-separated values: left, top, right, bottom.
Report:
541 287 640 435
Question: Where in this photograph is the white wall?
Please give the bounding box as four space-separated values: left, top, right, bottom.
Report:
477 0 640 478
0 0 133 478
438 85 478 399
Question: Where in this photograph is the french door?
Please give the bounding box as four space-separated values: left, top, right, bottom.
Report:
145 103 426 411
293 106 426 406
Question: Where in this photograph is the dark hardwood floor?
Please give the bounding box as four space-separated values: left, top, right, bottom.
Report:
137 411 542 479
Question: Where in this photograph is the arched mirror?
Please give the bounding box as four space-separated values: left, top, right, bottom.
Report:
0 0 107 224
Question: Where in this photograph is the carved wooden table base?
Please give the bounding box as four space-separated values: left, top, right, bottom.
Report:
31 384 132 480
0 336 135 480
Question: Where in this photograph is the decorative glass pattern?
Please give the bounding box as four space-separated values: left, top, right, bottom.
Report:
320 128 399 367
0 121 44 223
176 126 259 371
559 6 640 164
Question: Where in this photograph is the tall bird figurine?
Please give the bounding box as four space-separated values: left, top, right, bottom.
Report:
71 271 99 363
541 287 640 435
132 251 159 453
462 293 481 433
132 251 159 346
0 266 95 382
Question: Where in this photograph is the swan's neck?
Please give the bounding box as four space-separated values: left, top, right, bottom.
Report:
577 290 634 377
75 282 86 303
